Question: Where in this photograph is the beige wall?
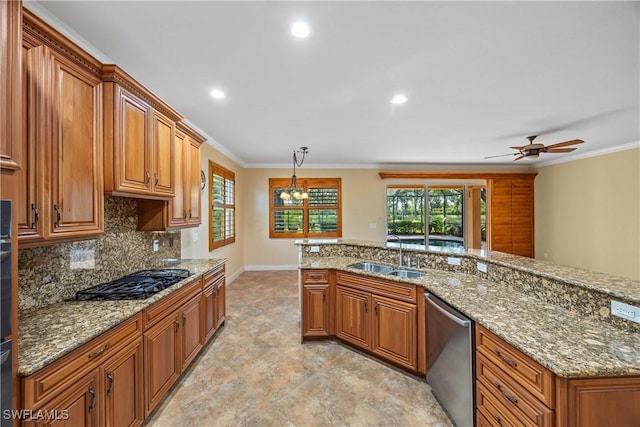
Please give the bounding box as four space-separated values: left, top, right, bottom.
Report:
243 168 387 268
534 147 640 280
181 143 245 281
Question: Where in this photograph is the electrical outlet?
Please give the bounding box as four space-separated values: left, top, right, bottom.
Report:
153 240 159 252
447 257 461 266
369 222 377 229
310 246 320 253
192 231 199 242
611 300 640 324
477 262 488 273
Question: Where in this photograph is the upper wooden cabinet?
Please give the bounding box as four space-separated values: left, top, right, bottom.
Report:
1 0 22 171
18 11 104 247
488 175 536 258
102 65 182 200
138 121 205 231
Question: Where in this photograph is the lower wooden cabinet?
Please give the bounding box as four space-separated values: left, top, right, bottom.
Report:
335 285 369 347
202 265 226 342
302 284 330 337
21 265 226 427
371 294 416 369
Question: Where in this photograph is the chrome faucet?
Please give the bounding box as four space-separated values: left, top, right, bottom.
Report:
387 234 403 267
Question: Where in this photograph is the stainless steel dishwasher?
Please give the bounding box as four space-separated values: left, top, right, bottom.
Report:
425 292 474 427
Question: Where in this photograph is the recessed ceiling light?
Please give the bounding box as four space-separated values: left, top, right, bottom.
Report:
210 89 225 100
391 95 408 105
291 21 311 38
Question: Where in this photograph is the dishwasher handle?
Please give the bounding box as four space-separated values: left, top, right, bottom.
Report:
425 293 470 327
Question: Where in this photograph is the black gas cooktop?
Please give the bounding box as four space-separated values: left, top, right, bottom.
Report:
76 268 190 301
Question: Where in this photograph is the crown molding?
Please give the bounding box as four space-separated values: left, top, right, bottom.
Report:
534 140 640 168
180 119 247 168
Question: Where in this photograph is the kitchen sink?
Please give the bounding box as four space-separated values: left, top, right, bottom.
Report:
348 262 395 274
388 269 425 279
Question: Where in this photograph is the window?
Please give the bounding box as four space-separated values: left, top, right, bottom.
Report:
209 162 235 250
269 178 342 238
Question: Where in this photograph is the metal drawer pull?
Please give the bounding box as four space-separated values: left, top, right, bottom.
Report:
88 386 96 413
174 319 180 333
106 371 114 396
364 301 367 313
493 414 504 427
494 348 517 368
31 203 39 228
154 172 159 186
88 342 111 359
145 171 151 187
494 381 518 405
182 313 187 326
53 204 61 228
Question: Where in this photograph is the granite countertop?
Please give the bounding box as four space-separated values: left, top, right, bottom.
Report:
295 239 640 304
300 256 640 378
18 258 225 376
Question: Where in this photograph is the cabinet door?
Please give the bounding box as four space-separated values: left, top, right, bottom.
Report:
143 314 180 416
215 282 226 329
26 371 99 427
168 129 187 227
371 295 417 370
335 285 370 349
187 138 202 224
117 88 151 194
302 284 329 337
45 51 103 239
1 0 21 170
17 44 45 242
103 338 144 427
180 296 203 371
202 283 217 343
150 111 174 197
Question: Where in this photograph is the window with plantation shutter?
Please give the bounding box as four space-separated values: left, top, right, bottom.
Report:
209 162 235 250
269 178 342 238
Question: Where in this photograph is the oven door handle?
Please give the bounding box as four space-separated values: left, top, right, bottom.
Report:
0 348 10 364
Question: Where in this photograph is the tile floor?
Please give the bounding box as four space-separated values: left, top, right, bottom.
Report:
145 271 453 427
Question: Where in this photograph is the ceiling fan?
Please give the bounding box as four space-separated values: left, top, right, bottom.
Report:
485 136 584 161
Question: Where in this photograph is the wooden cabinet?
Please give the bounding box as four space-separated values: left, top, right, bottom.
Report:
18 11 104 247
335 272 417 371
302 270 331 338
138 122 205 231
488 176 535 258
202 265 226 343
1 0 22 171
142 276 202 416
103 65 182 200
22 315 143 427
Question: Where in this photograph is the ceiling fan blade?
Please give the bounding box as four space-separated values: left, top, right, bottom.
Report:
509 146 526 150
513 155 525 161
484 153 516 159
545 139 584 149
545 147 577 153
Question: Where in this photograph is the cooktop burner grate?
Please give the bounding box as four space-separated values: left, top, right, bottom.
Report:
76 268 190 301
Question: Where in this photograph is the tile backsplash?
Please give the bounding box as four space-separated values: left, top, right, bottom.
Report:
18 196 181 312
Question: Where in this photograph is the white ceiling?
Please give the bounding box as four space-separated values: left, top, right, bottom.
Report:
32 1 639 168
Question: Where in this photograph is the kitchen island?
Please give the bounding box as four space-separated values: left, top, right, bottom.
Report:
297 239 640 426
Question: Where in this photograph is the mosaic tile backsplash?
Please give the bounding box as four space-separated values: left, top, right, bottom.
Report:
18 196 181 312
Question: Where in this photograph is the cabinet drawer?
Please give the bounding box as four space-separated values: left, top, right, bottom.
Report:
22 313 142 409
477 353 554 427
476 325 554 407
303 269 329 284
143 277 201 330
477 380 527 427
336 272 416 303
203 265 225 289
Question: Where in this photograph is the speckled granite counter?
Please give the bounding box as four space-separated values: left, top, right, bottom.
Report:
18 258 225 376
300 256 640 378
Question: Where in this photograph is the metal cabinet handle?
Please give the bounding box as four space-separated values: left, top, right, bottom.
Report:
188 210 192 219
53 204 61 228
364 301 367 313
183 210 187 219
374 303 378 316
88 386 96 413
31 203 39 229
174 319 180 333
322 290 326 302
494 348 518 368
494 381 518 405
493 414 504 427
106 371 114 396
88 342 111 359
145 171 151 188
182 313 187 327
154 172 159 186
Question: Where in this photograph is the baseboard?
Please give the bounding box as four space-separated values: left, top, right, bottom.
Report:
225 266 245 286
244 265 299 271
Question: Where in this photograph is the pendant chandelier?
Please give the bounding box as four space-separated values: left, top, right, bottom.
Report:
280 146 309 201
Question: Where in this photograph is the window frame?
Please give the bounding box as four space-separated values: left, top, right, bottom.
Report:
269 177 342 238
209 161 236 250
